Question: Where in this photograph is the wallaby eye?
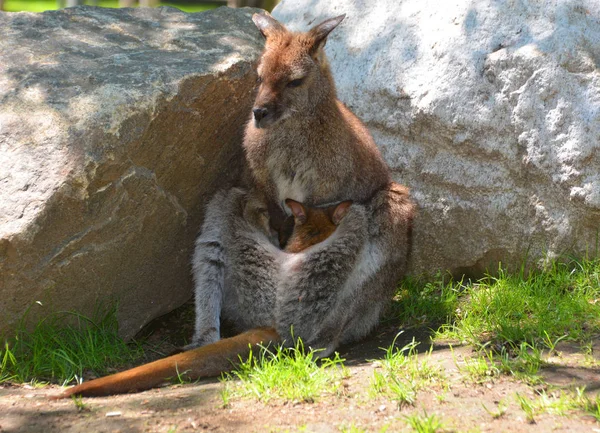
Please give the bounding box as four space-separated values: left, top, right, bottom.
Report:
256 75 262 85
308 229 321 238
287 78 304 88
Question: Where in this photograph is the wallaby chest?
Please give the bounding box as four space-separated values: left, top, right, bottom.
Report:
250 130 349 208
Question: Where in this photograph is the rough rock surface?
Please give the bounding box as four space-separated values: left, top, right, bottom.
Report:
274 0 600 276
0 6 263 339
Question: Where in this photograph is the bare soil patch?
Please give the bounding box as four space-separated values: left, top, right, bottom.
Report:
2 305 599 433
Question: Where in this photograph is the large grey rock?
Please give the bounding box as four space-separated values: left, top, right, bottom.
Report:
0 6 263 339
274 0 600 276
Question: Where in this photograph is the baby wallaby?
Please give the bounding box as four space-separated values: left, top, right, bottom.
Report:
283 198 352 253
52 194 352 398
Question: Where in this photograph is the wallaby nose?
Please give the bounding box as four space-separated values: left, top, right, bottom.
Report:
253 107 268 122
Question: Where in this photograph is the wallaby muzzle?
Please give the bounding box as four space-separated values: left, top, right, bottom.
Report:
253 107 268 123
252 105 280 128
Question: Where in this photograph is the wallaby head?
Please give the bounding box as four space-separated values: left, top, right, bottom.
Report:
242 192 279 245
283 199 352 253
251 13 345 128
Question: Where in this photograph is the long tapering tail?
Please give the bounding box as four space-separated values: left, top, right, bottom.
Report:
51 327 280 398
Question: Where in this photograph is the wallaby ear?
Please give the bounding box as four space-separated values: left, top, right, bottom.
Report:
308 14 345 54
285 199 307 225
252 13 287 39
331 200 352 225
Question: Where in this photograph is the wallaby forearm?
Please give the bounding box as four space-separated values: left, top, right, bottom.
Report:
275 207 368 347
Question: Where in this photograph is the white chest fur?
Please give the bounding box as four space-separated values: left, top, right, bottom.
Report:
267 156 316 211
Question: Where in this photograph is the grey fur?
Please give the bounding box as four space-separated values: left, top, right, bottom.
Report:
190 183 413 356
188 188 278 350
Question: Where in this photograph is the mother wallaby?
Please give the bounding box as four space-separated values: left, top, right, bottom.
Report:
190 12 415 354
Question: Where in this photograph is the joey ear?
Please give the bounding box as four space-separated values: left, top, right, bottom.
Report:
308 14 345 54
252 13 287 39
331 200 352 225
285 199 307 225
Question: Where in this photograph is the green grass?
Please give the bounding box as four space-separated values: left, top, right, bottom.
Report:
585 393 600 422
390 275 461 328
403 411 444 433
71 394 90 412
455 341 543 385
0 305 144 385
481 399 508 419
515 388 595 423
3 0 217 13
395 258 600 350
222 338 348 403
392 258 600 389
370 334 446 408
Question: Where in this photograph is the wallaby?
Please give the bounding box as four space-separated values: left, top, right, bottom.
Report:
244 13 391 209
189 186 367 352
238 13 415 351
53 189 356 398
188 13 414 356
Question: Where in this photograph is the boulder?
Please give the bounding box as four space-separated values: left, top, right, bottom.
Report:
274 0 600 276
0 6 263 339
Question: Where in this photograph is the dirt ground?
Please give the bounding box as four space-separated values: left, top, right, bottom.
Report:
1 305 600 433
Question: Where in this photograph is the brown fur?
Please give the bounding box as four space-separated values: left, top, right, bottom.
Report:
244 14 390 208
283 199 351 253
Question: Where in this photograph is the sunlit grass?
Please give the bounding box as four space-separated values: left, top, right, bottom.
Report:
392 257 600 396
394 258 600 350
454 341 543 385
221 338 348 403
403 411 444 433
370 334 446 408
515 387 596 424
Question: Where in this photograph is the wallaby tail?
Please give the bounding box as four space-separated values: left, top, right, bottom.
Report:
51 327 280 399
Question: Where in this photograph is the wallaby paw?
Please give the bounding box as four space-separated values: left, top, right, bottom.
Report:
184 332 219 351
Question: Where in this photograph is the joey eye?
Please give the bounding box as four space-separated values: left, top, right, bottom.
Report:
256 76 262 84
287 78 304 88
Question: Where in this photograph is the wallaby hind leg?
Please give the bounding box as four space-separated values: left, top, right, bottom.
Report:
339 181 415 344
188 189 246 350
191 187 281 348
